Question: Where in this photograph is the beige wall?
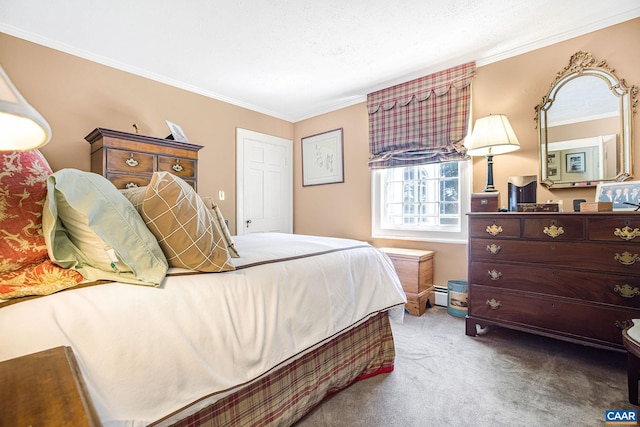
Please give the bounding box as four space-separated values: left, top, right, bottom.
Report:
473 18 640 207
1 17 639 287
549 117 619 142
0 34 293 234
294 18 640 286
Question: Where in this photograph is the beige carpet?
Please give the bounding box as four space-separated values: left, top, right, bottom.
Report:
295 306 631 427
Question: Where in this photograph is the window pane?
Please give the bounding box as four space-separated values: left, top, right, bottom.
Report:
441 179 459 201
381 162 461 231
387 182 403 202
441 162 458 177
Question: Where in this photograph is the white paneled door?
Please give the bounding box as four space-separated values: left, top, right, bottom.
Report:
236 128 292 235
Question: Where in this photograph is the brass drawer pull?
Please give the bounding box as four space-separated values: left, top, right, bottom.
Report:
543 220 564 238
486 223 503 236
613 284 640 299
487 269 502 280
172 161 184 172
125 154 139 167
485 244 501 255
614 225 640 241
486 298 501 310
125 182 139 189
615 251 640 266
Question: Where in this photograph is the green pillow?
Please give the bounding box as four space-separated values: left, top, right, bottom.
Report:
43 169 168 287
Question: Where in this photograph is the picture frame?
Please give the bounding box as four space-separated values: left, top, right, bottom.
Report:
301 128 344 186
547 153 557 166
566 152 585 173
165 120 189 142
596 181 640 211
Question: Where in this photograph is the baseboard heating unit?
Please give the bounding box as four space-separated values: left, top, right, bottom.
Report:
434 286 447 307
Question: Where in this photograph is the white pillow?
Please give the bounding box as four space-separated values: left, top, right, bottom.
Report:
43 169 168 287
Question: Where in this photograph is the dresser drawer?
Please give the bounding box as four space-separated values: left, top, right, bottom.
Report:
158 156 196 180
589 217 640 242
521 217 584 240
469 261 640 308
107 174 151 190
469 285 636 347
106 149 154 175
470 238 640 275
469 217 520 238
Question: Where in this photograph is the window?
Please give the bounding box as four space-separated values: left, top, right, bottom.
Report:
372 160 471 243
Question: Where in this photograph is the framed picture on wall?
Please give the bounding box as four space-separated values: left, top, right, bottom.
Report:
547 153 557 166
301 128 344 186
566 152 586 173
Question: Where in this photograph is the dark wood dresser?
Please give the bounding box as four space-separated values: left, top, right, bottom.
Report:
466 212 640 351
85 128 203 190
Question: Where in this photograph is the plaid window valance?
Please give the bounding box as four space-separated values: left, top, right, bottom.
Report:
367 62 476 169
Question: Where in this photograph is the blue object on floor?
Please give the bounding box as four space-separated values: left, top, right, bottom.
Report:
447 280 468 317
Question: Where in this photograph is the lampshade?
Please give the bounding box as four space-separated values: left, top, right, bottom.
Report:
465 114 520 193
464 114 520 156
0 65 51 151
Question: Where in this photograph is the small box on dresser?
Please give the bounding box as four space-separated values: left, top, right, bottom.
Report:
379 248 434 316
580 202 613 212
471 192 499 212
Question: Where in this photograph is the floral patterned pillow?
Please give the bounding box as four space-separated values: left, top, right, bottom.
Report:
0 260 83 299
0 151 83 299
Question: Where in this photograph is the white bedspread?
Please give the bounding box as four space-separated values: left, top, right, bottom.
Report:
0 233 405 426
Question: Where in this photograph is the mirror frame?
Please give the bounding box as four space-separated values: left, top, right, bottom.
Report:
535 51 638 189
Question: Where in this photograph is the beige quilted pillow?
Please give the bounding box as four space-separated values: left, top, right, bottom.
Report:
201 196 239 258
137 172 234 272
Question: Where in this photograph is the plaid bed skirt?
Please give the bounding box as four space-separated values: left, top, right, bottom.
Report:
164 311 395 427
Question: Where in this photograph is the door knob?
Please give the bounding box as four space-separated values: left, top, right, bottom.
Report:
246 220 252 228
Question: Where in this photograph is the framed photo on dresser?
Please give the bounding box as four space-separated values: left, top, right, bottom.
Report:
165 120 189 142
595 181 640 211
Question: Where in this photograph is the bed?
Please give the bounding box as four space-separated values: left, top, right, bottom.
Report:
0 150 406 426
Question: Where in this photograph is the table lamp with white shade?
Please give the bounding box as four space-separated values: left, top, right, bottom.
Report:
0 65 51 151
464 114 520 192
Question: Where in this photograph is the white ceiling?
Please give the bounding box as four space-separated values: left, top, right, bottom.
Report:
1 1 639 122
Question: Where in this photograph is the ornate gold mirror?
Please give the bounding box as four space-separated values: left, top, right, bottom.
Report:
536 51 637 189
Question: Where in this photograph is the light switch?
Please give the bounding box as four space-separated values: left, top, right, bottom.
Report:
218 190 225 201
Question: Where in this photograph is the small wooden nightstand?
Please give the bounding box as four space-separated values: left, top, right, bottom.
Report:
0 346 101 427
380 248 435 316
